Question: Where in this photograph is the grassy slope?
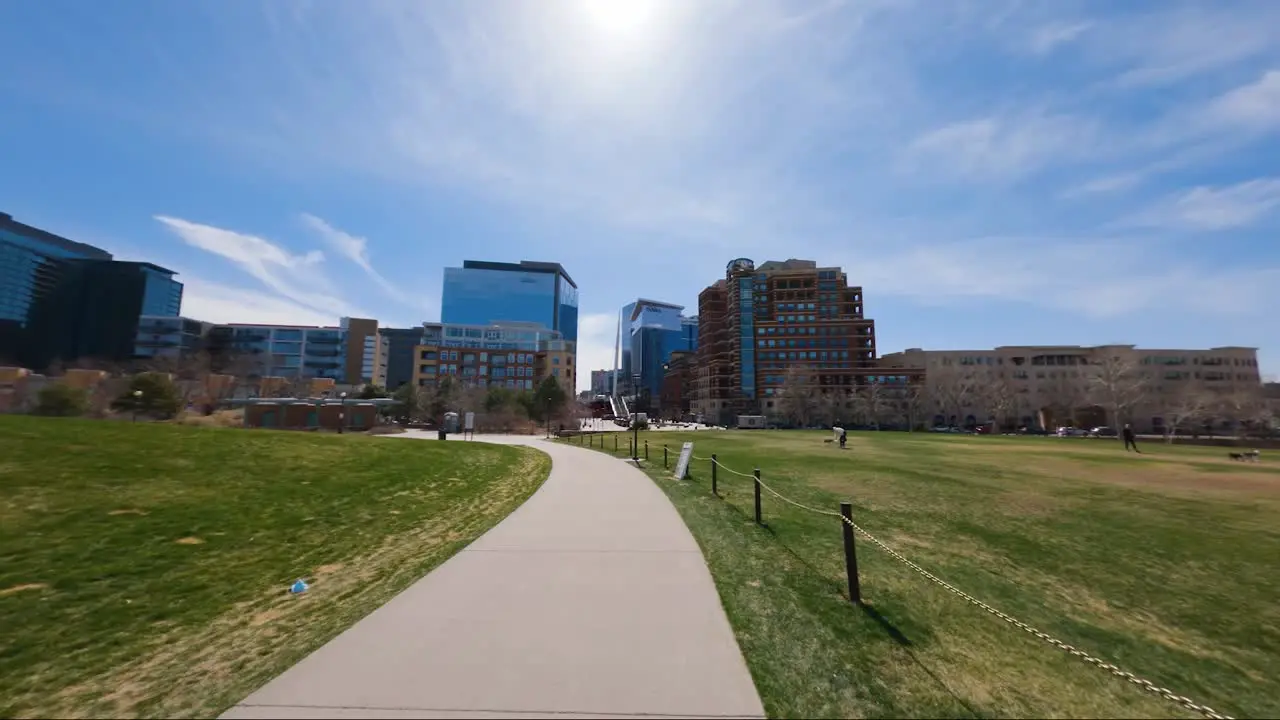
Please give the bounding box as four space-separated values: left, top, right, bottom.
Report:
564 430 1279 719
0 417 550 719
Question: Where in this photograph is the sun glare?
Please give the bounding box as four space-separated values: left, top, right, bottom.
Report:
580 0 657 37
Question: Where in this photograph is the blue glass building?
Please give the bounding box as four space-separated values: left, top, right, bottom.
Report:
440 260 578 343
0 212 113 364
614 299 699 398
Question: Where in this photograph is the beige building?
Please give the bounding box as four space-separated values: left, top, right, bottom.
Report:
879 345 1263 434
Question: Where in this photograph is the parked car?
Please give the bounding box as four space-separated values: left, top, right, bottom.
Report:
1088 426 1117 437
1056 426 1086 437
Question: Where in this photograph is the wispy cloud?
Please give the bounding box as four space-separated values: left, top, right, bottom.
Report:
901 111 1098 181
1122 179 1280 231
299 213 427 315
178 275 338 327
1201 69 1280 133
1027 21 1091 55
154 215 367 319
853 236 1278 318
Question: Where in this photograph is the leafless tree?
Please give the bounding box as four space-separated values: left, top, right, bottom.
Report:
976 374 1017 431
930 365 977 427
1038 372 1090 429
777 365 820 428
855 382 890 430
898 384 927 431
1086 354 1146 428
1161 386 1213 442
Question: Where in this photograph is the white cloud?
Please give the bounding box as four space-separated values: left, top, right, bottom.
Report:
1202 70 1280 133
852 236 1279 319
1123 179 1280 231
299 213 428 315
1028 22 1091 55
178 276 337 327
574 312 619 393
154 215 367 319
1061 171 1145 198
901 112 1099 181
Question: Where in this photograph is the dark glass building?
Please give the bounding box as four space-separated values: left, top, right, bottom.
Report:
440 260 578 343
24 260 184 370
380 327 427 390
0 211 113 364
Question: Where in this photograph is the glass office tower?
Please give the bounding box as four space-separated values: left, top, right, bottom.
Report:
440 260 578 343
0 212 113 364
614 299 698 398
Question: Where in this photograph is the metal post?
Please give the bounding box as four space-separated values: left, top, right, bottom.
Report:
753 468 762 525
711 453 718 495
664 445 669 469
841 502 861 605
644 440 649 460
614 434 618 452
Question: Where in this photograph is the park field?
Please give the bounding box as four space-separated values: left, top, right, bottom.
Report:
568 430 1280 719
0 416 550 719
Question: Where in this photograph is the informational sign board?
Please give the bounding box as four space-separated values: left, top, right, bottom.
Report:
673 442 694 480
464 412 475 431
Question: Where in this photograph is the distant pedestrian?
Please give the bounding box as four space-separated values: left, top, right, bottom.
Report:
1122 424 1141 453
839 429 848 449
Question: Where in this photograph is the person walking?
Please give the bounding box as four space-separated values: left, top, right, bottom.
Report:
839 428 848 450
1122 423 1141 453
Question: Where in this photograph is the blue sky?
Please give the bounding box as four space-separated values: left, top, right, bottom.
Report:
2 0 1278 390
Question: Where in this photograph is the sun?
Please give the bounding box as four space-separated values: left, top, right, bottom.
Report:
580 0 657 37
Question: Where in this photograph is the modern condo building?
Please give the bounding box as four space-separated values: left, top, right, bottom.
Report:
410 321 575 397
204 317 383 385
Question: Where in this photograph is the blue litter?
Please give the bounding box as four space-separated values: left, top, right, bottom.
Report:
290 579 309 594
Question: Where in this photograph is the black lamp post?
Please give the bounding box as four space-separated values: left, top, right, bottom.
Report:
632 373 641 464
338 391 347 433
131 389 142 422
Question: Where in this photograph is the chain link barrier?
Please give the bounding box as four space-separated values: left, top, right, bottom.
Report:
701 453 1234 720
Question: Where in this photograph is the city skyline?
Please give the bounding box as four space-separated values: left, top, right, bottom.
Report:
3 1 1279 392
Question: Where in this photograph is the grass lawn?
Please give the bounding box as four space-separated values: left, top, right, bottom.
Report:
563 430 1280 719
0 417 549 719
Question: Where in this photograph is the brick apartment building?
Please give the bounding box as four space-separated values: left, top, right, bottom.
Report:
658 350 696 420
693 258 923 425
879 345 1264 434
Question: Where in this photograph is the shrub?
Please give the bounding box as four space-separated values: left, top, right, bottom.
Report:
111 372 182 419
33 384 89 417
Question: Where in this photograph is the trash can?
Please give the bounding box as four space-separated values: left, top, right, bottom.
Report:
438 429 447 441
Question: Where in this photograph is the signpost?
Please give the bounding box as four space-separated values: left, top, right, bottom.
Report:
464 411 475 440
673 442 694 480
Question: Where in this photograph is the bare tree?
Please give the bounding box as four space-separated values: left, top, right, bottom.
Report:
855 382 889 430
814 388 845 428
1086 354 1146 428
1038 372 1090 429
899 384 927 432
1161 385 1213 442
976 374 1016 432
777 365 820 428
930 365 977 427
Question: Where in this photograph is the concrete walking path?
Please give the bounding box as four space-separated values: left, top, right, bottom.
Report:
221 434 765 720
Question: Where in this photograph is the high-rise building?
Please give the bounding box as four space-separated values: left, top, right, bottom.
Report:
379 327 429 390
440 260 579 343
23 260 184 369
0 211 113 365
693 258 921 424
410 321 575 397
590 369 617 396
612 299 698 401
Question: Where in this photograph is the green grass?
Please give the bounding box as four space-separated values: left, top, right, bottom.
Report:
562 430 1280 719
0 416 550 719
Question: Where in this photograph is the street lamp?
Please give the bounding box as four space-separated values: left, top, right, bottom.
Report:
631 373 641 464
338 391 347 434
131 390 142 422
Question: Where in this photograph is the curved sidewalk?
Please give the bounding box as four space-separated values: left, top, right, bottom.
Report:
222 434 765 720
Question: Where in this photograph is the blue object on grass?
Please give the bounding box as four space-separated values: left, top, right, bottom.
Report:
290 579 309 594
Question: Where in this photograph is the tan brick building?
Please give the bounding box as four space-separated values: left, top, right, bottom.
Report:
879 345 1263 434
410 321 575 397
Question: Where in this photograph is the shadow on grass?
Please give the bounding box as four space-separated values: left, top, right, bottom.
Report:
706 476 984 719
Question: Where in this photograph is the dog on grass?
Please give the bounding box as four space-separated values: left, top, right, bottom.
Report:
1228 450 1261 462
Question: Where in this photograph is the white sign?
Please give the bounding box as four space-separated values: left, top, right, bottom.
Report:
464 412 475 431
674 442 694 480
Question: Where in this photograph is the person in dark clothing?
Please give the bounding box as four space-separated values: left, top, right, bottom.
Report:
839 428 848 449
1122 424 1140 453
